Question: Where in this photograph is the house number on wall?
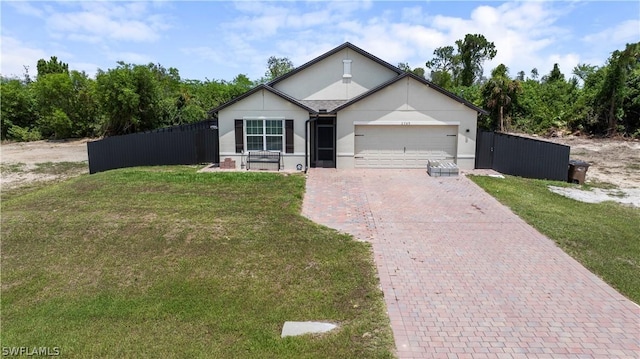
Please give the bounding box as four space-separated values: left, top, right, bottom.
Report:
400 122 411 126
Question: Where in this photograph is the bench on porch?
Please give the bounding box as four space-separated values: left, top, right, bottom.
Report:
246 151 281 171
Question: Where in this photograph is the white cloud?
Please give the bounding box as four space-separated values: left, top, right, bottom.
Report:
582 20 640 45
47 12 164 43
6 2 171 44
0 36 48 78
181 47 225 64
7 1 45 18
215 1 616 81
67 34 103 44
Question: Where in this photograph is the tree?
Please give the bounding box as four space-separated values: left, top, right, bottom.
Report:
425 45 458 88
397 62 411 72
596 42 640 135
96 62 168 136
265 56 294 81
542 63 564 83
530 68 539 81
622 67 640 136
398 63 426 78
32 70 100 139
425 46 457 73
455 34 497 86
32 72 74 139
572 64 597 83
482 64 521 131
412 67 426 79
425 34 497 87
36 56 69 80
0 77 38 140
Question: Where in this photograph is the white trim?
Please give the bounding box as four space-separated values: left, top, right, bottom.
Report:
220 152 306 157
457 154 476 159
243 116 285 120
353 121 460 126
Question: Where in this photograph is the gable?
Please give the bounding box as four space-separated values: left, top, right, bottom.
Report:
338 76 478 115
272 47 400 101
218 88 310 118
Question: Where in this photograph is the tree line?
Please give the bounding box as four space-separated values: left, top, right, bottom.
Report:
416 35 640 137
1 38 638 141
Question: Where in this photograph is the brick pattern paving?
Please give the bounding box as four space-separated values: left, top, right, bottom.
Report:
302 169 640 359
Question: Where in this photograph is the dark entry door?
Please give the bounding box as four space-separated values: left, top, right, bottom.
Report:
314 118 335 168
475 131 494 169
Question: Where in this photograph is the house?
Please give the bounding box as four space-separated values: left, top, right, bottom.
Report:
210 42 486 171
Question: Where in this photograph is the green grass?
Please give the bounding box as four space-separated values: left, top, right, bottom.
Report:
0 162 27 174
1 167 395 358
626 163 640 171
470 175 640 303
31 161 88 175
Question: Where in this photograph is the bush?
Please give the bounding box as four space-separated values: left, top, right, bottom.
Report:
7 125 42 142
38 108 73 139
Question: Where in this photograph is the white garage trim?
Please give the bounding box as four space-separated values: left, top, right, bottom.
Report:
354 125 458 168
353 120 460 126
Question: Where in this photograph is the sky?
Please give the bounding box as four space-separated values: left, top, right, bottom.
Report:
1 1 639 83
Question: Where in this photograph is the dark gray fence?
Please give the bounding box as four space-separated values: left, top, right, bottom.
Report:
87 120 219 174
475 131 570 181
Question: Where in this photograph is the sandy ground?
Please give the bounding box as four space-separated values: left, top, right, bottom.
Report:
545 136 640 188
1 138 89 164
515 134 640 206
1 139 90 190
1 136 639 206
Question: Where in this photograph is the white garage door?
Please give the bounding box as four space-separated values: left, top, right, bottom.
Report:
354 125 457 168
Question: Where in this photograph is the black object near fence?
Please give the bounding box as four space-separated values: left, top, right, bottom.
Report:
475 131 570 181
87 120 219 174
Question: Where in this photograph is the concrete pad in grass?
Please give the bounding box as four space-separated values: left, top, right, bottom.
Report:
281 321 337 338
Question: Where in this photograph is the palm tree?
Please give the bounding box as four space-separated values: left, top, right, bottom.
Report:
482 64 522 131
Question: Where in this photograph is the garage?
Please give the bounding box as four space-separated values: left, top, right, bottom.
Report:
354 125 458 168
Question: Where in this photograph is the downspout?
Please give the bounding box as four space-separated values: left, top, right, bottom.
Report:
304 114 319 173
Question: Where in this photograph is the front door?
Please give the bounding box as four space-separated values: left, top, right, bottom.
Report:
313 118 336 168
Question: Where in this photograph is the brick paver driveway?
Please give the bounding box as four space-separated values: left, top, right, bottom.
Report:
302 169 640 359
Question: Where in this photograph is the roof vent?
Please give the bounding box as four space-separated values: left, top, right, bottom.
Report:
343 59 352 79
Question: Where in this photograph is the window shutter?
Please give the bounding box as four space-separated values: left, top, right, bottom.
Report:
285 120 294 153
235 120 243 153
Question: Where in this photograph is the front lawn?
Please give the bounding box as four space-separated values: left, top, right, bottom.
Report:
470 175 640 303
1 167 395 358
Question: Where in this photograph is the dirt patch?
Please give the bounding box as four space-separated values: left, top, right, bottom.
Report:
548 186 640 207
533 135 640 189
1 139 91 190
519 134 639 206
1 139 90 163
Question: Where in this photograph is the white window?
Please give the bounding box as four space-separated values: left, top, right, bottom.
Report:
245 119 284 151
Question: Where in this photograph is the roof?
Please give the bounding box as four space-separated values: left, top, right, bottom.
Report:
332 72 489 115
297 99 349 112
267 42 403 86
209 43 488 116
